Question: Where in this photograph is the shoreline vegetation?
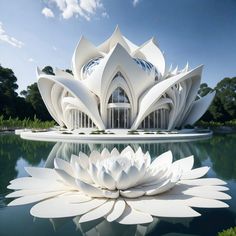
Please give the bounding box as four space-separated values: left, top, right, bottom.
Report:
0 116 235 134
0 116 55 132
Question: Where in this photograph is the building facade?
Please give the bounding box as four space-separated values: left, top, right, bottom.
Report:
37 27 215 130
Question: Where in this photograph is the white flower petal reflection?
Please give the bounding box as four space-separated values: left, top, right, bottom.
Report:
6 146 230 225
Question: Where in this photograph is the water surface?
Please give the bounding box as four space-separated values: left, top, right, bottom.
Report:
0 134 235 236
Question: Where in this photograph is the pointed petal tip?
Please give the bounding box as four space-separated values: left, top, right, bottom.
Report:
36 67 42 77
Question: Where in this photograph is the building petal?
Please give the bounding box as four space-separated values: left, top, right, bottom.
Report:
183 91 216 126
97 25 138 54
133 38 165 76
72 36 103 80
38 75 105 129
131 66 203 130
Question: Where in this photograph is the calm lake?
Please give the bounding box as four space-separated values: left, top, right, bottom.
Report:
0 133 235 236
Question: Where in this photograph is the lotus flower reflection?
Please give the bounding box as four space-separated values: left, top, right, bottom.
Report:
7 147 230 225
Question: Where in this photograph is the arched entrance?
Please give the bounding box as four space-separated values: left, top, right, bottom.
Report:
107 87 131 129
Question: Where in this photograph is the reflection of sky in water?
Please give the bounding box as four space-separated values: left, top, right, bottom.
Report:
0 133 236 236
15 158 45 178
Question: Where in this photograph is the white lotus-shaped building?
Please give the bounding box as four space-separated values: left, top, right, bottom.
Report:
7 147 230 224
37 26 215 130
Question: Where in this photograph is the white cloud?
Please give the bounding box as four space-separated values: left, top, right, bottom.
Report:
45 0 106 20
132 0 140 7
28 58 35 63
0 22 24 48
102 11 109 18
52 46 57 51
42 7 55 18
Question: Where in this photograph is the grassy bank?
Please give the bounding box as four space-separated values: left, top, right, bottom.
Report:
196 120 236 128
0 116 55 131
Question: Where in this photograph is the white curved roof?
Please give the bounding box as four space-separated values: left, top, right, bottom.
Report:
37 27 214 130
38 75 105 129
131 66 203 130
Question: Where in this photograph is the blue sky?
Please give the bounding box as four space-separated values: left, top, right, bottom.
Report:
0 0 236 92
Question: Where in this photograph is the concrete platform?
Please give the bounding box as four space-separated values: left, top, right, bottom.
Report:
19 129 213 143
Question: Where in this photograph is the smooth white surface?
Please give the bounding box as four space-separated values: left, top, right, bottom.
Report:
20 129 213 143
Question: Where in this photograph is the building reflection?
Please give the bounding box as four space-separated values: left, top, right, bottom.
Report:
47 216 195 236
45 140 210 169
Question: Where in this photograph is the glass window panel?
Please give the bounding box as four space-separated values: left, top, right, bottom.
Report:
108 87 129 104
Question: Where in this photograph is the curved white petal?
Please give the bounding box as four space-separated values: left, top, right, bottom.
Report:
101 148 111 159
186 197 229 208
98 171 116 190
54 158 75 177
8 177 65 190
181 167 210 180
179 178 227 186
38 75 105 129
116 205 153 225
24 167 61 180
172 156 194 173
149 150 173 170
75 179 104 198
120 146 134 156
111 148 119 156
74 162 93 184
30 197 107 218
72 36 103 80
8 191 65 206
70 153 89 170
97 26 138 54
127 198 201 218
120 189 145 198
183 188 231 200
131 66 203 129
106 199 126 222
55 169 78 188
79 200 114 223
133 38 165 75
183 91 216 126
6 189 63 198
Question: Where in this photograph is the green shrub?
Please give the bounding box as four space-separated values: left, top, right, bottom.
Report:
184 124 194 129
0 115 55 130
127 130 139 135
218 227 236 236
61 131 72 134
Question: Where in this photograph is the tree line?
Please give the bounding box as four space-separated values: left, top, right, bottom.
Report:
0 64 235 123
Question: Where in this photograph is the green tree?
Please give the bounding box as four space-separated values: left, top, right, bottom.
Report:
0 65 19 117
197 83 214 121
65 69 73 75
42 66 54 75
21 82 52 121
197 83 214 99
209 77 236 121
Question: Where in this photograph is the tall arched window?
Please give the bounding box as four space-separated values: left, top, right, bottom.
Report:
107 87 131 129
138 108 169 130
